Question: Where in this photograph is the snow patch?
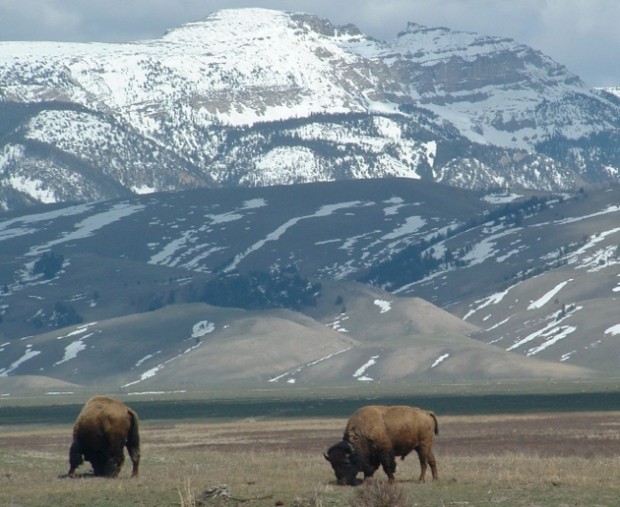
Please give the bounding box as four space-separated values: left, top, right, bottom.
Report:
0 345 41 376
527 280 572 310
122 341 202 388
507 305 582 354
27 203 146 257
463 285 515 320
225 201 361 272
131 185 157 195
560 350 577 362
431 353 450 368
54 338 89 366
135 352 161 368
327 313 350 333
268 347 352 383
526 326 576 356
243 198 267 209
57 323 98 339
383 196 406 216
605 324 620 336
353 355 379 382
373 300 392 314
482 193 522 204
0 203 94 243
462 228 516 267
381 216 425 240
192 320 215 338
8 175 57 203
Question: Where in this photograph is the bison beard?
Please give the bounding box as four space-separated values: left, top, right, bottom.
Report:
67 396 140 478
325 405 438 485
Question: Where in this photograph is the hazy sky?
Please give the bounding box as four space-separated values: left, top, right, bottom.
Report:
0 0 618 87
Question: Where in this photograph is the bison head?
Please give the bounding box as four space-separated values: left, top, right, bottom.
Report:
324 440 362 486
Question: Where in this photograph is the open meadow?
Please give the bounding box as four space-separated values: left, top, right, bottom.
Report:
1 403 619 506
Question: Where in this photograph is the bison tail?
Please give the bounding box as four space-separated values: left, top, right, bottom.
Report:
126 408 141 478
430 411 439 435
127 409 140 449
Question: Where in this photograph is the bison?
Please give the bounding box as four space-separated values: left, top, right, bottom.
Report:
67 396 140 478
325 405 438 485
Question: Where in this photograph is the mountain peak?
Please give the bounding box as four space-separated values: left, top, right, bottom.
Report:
393 20 521 59
398 21 451 36
162 8 293 43
162 8 367 46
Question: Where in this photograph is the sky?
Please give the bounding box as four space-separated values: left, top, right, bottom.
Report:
0 0 618 87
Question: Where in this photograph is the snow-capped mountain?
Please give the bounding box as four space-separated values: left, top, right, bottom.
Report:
605 87 620 98
1 8 620 212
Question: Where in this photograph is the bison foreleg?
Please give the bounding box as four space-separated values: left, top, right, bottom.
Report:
361 462 377 480
380 453 397 483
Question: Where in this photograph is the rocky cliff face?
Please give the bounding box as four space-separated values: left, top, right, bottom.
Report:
1 8 619 211
371 23 619 148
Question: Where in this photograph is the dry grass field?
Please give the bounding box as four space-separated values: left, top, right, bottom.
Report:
1 412 619 506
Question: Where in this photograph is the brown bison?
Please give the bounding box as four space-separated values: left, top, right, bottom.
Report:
67 396 140 478
325 405 438 485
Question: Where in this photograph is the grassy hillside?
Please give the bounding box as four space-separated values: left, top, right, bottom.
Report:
2 179 620 392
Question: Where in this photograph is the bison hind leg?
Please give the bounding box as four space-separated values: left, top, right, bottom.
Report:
104 458 120 478
103 451 125 478
68 441 84 477
427 449 438 480
88 450 114 477
416 446 437 482
127 446 140 477
91 455 107 477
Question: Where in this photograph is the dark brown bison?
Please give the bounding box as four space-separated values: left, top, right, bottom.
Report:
325 405 438 485
67 396 140 478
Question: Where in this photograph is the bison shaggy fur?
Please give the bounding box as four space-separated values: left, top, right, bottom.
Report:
325 405 438 485
68 396 140 478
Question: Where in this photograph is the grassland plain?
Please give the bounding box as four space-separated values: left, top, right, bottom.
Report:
1 398 619 506
3 381 620 424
